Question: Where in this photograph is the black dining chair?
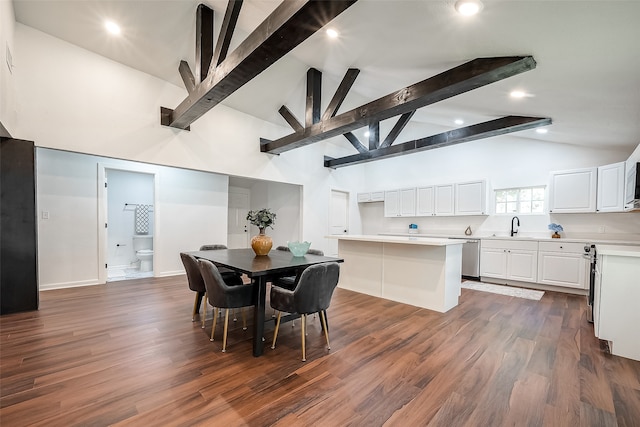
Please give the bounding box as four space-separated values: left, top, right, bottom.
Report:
270 262 340 361
198 259 255 352
199 244 242 277
180 252 209 327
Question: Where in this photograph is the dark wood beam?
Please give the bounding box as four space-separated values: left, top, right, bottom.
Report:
368 122 379 150
195 4 214 83
261 56 537 154
343 132 368 153
306 68 322 127
178 60 196 94
322 68 360 121
324 116 552 168
278 105 303 133
380 111 415 148
212 0 243 68
164 1 358 130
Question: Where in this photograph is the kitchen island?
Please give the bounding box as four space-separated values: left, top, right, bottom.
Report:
328 235 463 312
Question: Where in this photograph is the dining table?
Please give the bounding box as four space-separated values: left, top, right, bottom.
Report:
187 248 344 356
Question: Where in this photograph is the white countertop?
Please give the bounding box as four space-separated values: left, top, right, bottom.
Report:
378 232 640 246
327 234 463 246
597 245 640 257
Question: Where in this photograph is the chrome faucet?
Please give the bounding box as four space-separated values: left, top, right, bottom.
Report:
511 216 520 237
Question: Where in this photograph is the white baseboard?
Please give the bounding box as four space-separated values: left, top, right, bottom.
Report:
40 279 102 291
156 270 184 278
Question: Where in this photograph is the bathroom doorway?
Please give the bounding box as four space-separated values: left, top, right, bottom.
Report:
103 168 155 282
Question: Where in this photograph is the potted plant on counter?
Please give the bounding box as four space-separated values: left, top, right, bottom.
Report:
548 223 563 239
247 208 276 255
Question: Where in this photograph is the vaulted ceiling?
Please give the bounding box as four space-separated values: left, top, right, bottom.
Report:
12 0 640 155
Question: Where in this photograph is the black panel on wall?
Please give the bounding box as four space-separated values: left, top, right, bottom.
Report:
1 138 39 314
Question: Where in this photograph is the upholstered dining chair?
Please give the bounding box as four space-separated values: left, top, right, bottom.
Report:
270 262 340 361
198 259 255 352
180 252 209 327
275 246 324 290
199 244 241 277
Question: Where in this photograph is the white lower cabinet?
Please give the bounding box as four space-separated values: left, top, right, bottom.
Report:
537 242 588 289
480 240 538 282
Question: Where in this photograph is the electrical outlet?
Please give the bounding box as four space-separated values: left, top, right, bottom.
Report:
599 226 605 233
42 211 50 220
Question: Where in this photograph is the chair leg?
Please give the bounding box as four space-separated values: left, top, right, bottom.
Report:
192 293 200 321
210 307 218 341
320 311 331 350
271 312 282 349
201 292 207 328
233 308 237 322
241 307 247 330
301 314 307 362
222 309 230 353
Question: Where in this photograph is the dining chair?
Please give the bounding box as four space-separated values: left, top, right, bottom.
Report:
275 247 324 289
199 244 241 277
198 259 255 352
180 252 208 327
270 262 340 361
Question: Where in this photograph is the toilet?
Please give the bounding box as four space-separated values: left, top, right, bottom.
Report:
132 235 153 272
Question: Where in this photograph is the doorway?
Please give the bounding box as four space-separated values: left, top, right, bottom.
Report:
99 165 156 283
328 189 349 256
227 187 250 249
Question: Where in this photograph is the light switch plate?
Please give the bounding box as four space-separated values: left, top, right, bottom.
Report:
42 211 49 220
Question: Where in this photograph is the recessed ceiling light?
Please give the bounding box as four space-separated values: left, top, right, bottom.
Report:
454 119 464 125
455 0 483 16
105 20 121 35
536 128 548 134
326 28 339 39
510 90 528 98
364 131 370 137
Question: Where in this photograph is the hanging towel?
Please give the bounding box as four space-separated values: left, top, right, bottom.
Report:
135 204 150 235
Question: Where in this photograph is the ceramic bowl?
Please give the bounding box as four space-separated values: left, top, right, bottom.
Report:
287 241 311 257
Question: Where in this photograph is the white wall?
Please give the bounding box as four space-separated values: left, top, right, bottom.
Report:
0 0 16 134
37 148 229 290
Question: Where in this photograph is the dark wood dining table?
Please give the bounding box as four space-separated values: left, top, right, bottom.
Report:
187 248 344 356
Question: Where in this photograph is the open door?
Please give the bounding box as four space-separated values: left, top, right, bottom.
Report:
328 189 349 256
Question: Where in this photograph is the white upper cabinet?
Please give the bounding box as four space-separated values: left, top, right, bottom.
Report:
384 188 416 217
434 184 454 216
549 167 597 213
416 186 435 216
455 180 487 215
597 162 625 212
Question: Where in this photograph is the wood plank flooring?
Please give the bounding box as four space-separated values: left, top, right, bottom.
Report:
1 276 639 426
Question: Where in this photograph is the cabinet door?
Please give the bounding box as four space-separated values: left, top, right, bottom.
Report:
434 184 454 216
597 162 625 212
537 251 588 289
455 180 486 215
507 250 538 282
370 191 385 202
357 192 371 203
416 186 434 216
399 188 416 216
384 190 399 217
480 248 508 278
549 168 597 213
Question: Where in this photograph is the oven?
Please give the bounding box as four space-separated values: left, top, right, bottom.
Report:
584 244 597 323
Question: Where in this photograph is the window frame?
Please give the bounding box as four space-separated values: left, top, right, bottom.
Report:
494 185 546 215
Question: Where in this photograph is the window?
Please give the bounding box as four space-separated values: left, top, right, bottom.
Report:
495 186 545 214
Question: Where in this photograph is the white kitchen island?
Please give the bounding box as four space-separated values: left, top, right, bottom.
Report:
329 235 463 312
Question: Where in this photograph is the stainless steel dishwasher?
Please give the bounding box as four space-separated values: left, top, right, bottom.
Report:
450 238 480 279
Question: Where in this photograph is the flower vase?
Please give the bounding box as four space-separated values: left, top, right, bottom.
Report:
552 232 561 239
251 228 273 256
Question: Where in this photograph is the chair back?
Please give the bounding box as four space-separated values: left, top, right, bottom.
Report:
275 246 289 252
293 262 340 314
306 249 324 256
199 244 228 251
180 252 205 293
198 259 245 307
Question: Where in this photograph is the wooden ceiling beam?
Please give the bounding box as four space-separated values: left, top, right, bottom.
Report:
163 0 358 130
306 68 322 127
178 60 196 94
368 122 379 150
322 68 360 121
261 56 537 154
343 132 368 153
278 105 303 133
195 4 214 83
324 116 552 168
380 111 415 148
211 0 243 68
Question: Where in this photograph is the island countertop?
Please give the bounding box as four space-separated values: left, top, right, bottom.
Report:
327 234 464 247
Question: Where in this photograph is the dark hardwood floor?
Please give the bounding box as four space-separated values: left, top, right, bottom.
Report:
1 276 639 426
